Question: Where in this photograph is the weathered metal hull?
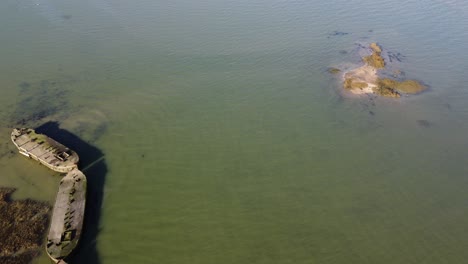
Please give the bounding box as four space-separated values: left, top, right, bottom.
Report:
46 169 86 262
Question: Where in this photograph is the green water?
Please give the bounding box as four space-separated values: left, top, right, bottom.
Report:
1 0 468 263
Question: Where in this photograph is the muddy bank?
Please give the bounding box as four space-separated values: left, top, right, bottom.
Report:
0 188 51 264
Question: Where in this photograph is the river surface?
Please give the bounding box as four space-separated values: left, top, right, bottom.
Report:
1 0 468 263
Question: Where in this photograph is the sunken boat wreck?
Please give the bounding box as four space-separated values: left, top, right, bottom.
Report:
11 128 87 264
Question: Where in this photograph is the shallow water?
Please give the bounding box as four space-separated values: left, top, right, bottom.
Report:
1 0 468 263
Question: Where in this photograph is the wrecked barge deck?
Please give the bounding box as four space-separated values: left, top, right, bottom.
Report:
11 128 86 264
11 128 79 173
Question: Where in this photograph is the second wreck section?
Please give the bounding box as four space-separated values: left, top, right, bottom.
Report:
46 169 87 262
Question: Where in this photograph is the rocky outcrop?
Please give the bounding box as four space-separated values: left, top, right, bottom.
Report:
343 65 378 94
363 42 385 68
340 42 426 97
377 78 426 94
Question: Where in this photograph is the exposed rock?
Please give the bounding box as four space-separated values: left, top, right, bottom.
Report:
344 78 368 90
377 78 426 94
387 51 406 62
343 65 377 94
369 42 382 53
362 42 385 68
335 42 426 98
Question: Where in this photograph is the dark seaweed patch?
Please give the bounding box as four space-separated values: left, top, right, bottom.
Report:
360 94 377 116
18 82 31 91
417 119 432 128
327 31 349 38
10 78 72 127
387 51 406 63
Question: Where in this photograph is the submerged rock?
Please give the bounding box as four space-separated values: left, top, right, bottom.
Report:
328 31 349 38
417 119 432 128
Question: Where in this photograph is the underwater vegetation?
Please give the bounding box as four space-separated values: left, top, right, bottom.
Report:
0 188 51 264
10 78 74 128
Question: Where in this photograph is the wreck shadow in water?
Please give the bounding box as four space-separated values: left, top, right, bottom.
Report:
36 121 106 264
